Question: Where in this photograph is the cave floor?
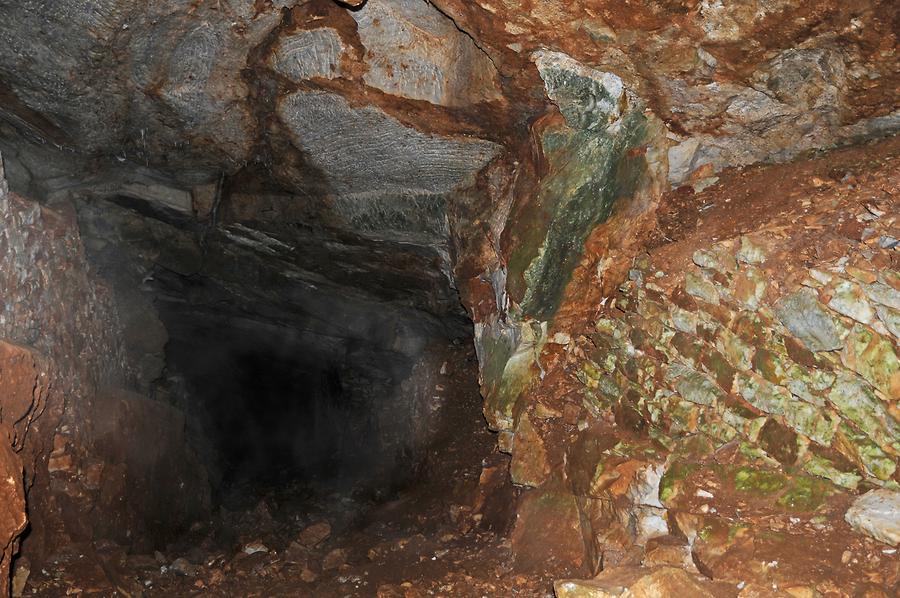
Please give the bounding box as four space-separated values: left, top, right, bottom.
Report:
24 345 554 597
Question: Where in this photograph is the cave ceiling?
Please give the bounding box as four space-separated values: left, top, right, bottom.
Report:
0 0 896 322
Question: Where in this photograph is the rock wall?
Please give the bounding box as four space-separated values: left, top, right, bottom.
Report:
472 137 899 588
0 152 209 583
468 50 669 443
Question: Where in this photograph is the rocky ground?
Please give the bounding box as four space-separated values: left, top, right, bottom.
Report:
20 345 546 598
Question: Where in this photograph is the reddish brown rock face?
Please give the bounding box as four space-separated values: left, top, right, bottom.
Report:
0 342 39 598
0 442 25 598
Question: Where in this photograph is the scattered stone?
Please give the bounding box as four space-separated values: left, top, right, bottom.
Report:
300 568 318 583
684 272 720 305
510 413 550 487
845 490 900 546
298 521 332 547
840 324 900 399
555 566 723 597
532 50 626 130
863 282 900 310
731 266 767 309
809 269 833 285
170 557 199 577
643 537 697 572
283 541 310 566
692 248 737 274
774 289 843 351
878 236 898 250
874 304 900 340
676 371 723 406
828 280 875 324
846 266 877 285
322 548 347 571
511 489 586 573
736 235 767 264
241 540 269 555
828 374 898 452
11 557 29 597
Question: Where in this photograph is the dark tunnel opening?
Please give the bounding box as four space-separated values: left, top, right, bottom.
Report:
64 187 482 510
172 334 350 487
162 312 436 493
148 284 482 517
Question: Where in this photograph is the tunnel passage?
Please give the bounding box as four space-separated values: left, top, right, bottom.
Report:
160 307 450 490
71 183 476 500
164 315 365 487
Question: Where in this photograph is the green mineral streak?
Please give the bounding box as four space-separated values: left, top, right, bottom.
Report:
747 417 768 442
610 441 634 457
776 476 832 512
782 401 835 446
515 111 652 321
649 426 674 450
733 467 788 495
753 348 786 384
838 423 897 481
842 324 899 398
595 318 618 337
828 373 900 452
704 349 736 391
659 462 701 503
737 373 790 415
705 420 739 445
759 530 788 543
729 523 750 542
693 248 736 274
685 271 720 305
603 353 617 373
671 306 698 334
720 407 751 434
802 455 861 490
668 400 699 434
676 370 723 406
479 323 545 431
479 331 518 429
596 376 621 401
739 443 778 466
718 329 754 371
581 360 602 381
582 392 604 419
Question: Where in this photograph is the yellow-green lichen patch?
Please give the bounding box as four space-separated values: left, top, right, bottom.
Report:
776 475 833 512
802 455 862 490
659 462 701 503
733 466 788 495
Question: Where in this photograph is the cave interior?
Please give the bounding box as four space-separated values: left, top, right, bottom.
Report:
0 0 898 596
